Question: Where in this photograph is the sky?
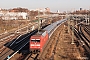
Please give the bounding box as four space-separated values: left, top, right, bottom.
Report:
0 0 90 12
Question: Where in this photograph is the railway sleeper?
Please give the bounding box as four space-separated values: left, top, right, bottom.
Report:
30 50 40 54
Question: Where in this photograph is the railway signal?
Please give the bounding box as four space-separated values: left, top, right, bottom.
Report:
87 18 89 25
85 15 89 25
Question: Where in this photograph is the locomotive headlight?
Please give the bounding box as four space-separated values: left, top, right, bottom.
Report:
31 44 35 46
31 44 40 46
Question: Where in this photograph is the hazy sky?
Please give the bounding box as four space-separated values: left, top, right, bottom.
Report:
0 0 90 12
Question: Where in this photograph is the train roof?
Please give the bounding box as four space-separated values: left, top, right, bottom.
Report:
43 19 67 34
32 30 47 37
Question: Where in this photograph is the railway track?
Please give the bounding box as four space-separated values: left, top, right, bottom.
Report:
0 33 20 54
83 25 90 35
0 29 38 60
0 24 32 54
1 25 49 60
73 25 90 59
22 53 39 60
0 22 37 42
50 30 61 60
0 22 39 59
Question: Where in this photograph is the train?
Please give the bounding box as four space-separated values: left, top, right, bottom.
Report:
30 19 67 53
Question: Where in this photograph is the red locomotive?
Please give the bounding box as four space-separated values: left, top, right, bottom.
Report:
30 19 66 53
30 30 48 53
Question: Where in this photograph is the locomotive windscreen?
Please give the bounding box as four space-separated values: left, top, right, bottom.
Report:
31 39 40 42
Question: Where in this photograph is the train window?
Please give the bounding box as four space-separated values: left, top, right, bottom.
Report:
31 39 40 42
31 40 35 42
36 40 40 42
